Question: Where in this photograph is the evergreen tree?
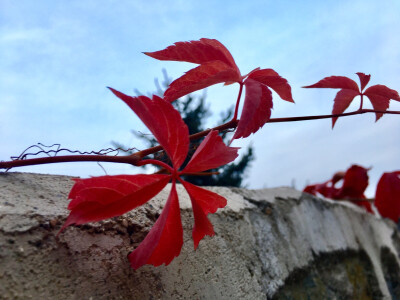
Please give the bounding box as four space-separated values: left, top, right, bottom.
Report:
112 70 254 187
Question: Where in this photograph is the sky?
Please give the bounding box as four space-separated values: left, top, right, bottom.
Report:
1 0 400 196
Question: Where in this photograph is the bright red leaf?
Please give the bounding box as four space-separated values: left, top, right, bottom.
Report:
60 174 170 232
375 171 400 223
145 38 241 102
144 38 240 71
303 73 400 127
163 61 241 102
183 130 239 173
232 78 273 140
109 88 189 169
182 180 227 249
62 91 239 269
145 38 294 139
248 69 294 103
129 181 183 269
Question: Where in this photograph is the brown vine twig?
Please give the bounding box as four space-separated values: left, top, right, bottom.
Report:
1 109 399 171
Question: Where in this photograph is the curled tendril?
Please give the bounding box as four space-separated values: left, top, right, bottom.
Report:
11 143 139 161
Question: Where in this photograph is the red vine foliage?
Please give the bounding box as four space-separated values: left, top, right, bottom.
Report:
1 38 400 269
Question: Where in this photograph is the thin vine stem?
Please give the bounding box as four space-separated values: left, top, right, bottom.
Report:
1 108 399 171
232 82 244 121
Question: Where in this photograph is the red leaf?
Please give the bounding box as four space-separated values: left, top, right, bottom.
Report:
303 76 359 92
144 38 240 72
335 165 369 199
356 72 371 91
375 171 400 222
145 38 242 101
248 68 294 102
60 174 170 232
163 61 241 102
231 78 273 140
182 130 239 173
182 180 227 249
331 89 359 128
364 85 400 121
128 181 183 269
109 88 189 169
364 84 400 101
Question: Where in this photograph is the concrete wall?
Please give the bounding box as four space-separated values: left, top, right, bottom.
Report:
1 172 399 299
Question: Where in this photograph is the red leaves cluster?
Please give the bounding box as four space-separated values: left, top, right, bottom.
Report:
62 90 239 269
58 38 400 270
304 165 373 213
304 166 400 222
61 37 295 270
304 73 400 127
145 38 294 140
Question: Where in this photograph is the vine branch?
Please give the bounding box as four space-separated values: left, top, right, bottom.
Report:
1 108 399 171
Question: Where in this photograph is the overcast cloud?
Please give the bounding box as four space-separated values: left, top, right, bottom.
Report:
1 0 399 196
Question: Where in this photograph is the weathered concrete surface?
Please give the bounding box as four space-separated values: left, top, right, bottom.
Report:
0 172 399 299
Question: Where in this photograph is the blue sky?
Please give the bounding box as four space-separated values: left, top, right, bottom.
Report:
1 0 399 196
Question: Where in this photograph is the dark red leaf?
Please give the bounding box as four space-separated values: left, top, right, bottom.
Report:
128 181 183 269
364 84 400 101
303 76 359 92
331 89 359 128
182 180 227 249
182 130 239 173
375 171 400 222
356 73 371 91
60 174 170 232
231 78 273 140
144 38 240 72
109 88 189 169
163 61 241 102
248 68 294 102
335 165 369 199
364 85 400 121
